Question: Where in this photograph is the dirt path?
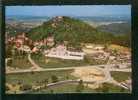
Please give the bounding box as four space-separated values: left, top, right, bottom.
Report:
27 53 42 70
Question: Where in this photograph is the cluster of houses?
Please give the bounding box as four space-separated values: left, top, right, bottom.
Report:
6 32 85 60
6 31 131 62
6 32 55 52
108 51 131 64
83 44 131 64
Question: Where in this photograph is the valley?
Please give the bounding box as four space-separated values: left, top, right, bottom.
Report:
5 15 132 94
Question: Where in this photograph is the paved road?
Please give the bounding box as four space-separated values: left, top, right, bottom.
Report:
6 46 131 93
46 79 129 90
41 63 130 90
6 62 131 91
21 78 130 94
6 63 131 74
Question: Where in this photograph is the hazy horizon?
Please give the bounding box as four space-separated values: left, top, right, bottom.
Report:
6 5 131 17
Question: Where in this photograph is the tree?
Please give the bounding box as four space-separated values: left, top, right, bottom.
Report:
31 71 34 75
6 85 10 91
20 84 32 91
42 79 48 88
76 80 84 92
50 89 54 93
51 75 58 83
17 80 22 85
44 79 48 84
6 45 13 58
102 84 109 93
66 75 69 80
7 59 12 66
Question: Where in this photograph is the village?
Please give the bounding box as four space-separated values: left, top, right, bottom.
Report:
5 15 131 66
3 4 133 94
5 31 132 93
6 31 131 63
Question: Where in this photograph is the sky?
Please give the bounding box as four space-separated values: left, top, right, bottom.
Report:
6 5 131 17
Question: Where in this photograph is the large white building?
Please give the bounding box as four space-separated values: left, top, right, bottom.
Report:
44 44 85 60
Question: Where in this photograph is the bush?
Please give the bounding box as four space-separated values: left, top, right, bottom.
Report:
76 80 84 92
20 84 32 91
6 85 10 91
51 75 59 83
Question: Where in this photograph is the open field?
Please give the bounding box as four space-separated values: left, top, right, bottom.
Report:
6 65 131 93
30 82 130 93
111 71 131 82
71 67 105 82
31 53 108 69
7 56 32 69
32 54 89 68
31 83 97 93
6 70 76 85
95 83 130 93
6 54 88 69
108 44 131 52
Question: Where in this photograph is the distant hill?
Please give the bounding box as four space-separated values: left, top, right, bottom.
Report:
6 15 50 22
4 16 129 47
6 23 32 36
28 16 116 46
97 22 131 34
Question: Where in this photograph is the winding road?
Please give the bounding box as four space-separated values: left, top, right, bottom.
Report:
6 63 131 74
27 53 42 70
6 61 131 91
5 48 132 92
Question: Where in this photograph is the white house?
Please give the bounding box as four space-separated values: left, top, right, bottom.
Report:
44 44 85 60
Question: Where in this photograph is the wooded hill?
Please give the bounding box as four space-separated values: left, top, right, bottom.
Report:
26 16 131 47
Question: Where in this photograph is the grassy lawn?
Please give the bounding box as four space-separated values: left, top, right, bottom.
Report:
6 69 76 85
95 83 130 93
7 56 32 69
30 83 97 94
31 53 107 69
6 70 131 93
32 54 89 68
30 82 130 93
7 52 106 69
111 71 131 82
